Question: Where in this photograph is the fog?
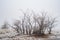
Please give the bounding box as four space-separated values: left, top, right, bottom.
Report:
0 0 60 30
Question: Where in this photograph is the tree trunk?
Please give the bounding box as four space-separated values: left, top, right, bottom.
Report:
49 29 51 34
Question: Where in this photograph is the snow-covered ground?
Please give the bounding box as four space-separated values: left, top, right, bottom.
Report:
0 29 60 40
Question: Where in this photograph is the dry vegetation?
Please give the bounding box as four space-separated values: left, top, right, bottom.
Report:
9 10 57 35
0 10 58 40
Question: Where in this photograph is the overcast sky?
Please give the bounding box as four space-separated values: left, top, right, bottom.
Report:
0 0 60 30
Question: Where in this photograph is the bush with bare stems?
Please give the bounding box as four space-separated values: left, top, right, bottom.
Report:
5 10 57 36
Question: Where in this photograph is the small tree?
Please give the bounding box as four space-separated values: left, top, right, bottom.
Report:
32 13 48 35
32 12 57 35
8 20 22 35
48 17 57 34
13 20 22 34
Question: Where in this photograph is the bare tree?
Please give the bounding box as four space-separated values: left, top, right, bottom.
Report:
8 9 57 36
22 13 33 35
48 17 57 34
32 12 57 35
8 20 22 35
32 13 47 35
13 20 22 34
26 15 32 35
20 9 33 35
